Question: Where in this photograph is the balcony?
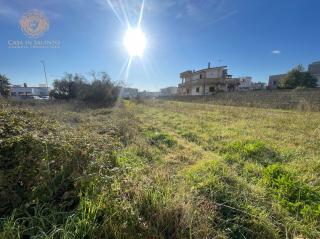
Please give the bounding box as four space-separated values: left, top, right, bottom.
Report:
179 78 239 88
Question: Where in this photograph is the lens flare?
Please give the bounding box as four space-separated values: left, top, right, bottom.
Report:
123 27 146 57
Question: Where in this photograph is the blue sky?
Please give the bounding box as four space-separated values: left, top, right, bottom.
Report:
1 0 320 91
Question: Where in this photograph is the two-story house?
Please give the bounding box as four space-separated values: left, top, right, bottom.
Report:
178 64 240 95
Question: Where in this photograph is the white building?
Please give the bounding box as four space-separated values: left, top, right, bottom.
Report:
252 82 266 90
178 64 240 96
120 87 138 99
160 87 178 96
238 77 253 90
237 77 266 91
10 85 49 98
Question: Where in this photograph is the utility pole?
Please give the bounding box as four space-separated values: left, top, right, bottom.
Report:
40 60 49 98
40 60 48 89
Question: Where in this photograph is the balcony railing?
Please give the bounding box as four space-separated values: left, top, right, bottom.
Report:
179 78 239 87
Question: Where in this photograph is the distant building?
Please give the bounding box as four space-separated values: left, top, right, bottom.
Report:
178 63 240 95
268 61 320 89
252 82 266 90
238 77 253 91
160 87 178 96
308 61 320 86
268 74 287 89
138 91 160 98
10 84 49 98
120 87 138 99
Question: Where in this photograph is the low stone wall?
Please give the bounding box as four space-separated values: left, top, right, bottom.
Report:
159 89 320 111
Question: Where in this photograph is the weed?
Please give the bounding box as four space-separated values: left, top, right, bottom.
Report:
224 140 281 166
264 164 320 222
1 99 320 238
144 128 177 148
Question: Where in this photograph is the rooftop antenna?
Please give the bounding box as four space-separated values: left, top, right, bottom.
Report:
40 60 48 89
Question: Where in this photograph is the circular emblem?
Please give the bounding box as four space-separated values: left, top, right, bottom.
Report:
20 10 49 38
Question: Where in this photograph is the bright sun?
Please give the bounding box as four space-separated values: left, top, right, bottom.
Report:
123 27 146 57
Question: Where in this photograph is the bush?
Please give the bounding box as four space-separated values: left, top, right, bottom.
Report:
50 72 120 106
0 109 88 216
0 74 11 98
279 65 318 89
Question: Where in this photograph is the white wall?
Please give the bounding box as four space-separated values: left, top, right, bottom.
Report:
239 77 253 89
188 84 228 95
11 87 49 97
32 88 49 96
11 87 32 96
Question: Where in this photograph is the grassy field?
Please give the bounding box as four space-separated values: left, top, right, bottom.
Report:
160 88 320 111
1 99 320 238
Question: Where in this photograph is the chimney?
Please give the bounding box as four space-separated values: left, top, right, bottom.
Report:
208 62 211 69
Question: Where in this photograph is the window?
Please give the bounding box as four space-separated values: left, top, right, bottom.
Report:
209 86 215 92
200 74 202 79
186 89 190 94
196 87 200 93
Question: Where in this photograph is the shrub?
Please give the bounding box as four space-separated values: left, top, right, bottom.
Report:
0 74 11 98
50 72 120 106
0 109 88 216
279 65 318 89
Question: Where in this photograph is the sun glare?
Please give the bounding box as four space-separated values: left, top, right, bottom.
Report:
123 27 146 57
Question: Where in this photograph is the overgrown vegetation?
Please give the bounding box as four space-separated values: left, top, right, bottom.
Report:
279 65 318 89
0 74 11 98
1 99 320 238
50 72 120 106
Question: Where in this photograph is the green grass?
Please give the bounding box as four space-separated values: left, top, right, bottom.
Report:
1 99 320 238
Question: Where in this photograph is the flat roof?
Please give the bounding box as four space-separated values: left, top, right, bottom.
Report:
181 66 227 75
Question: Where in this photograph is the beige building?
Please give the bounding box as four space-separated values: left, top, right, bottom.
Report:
178 64 240 95
268 74 287 89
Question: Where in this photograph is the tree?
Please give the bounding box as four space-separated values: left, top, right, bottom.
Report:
0 74 11 98
50 72 120 106
77 72 120 106
49 73 86 100
279 65 317 89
